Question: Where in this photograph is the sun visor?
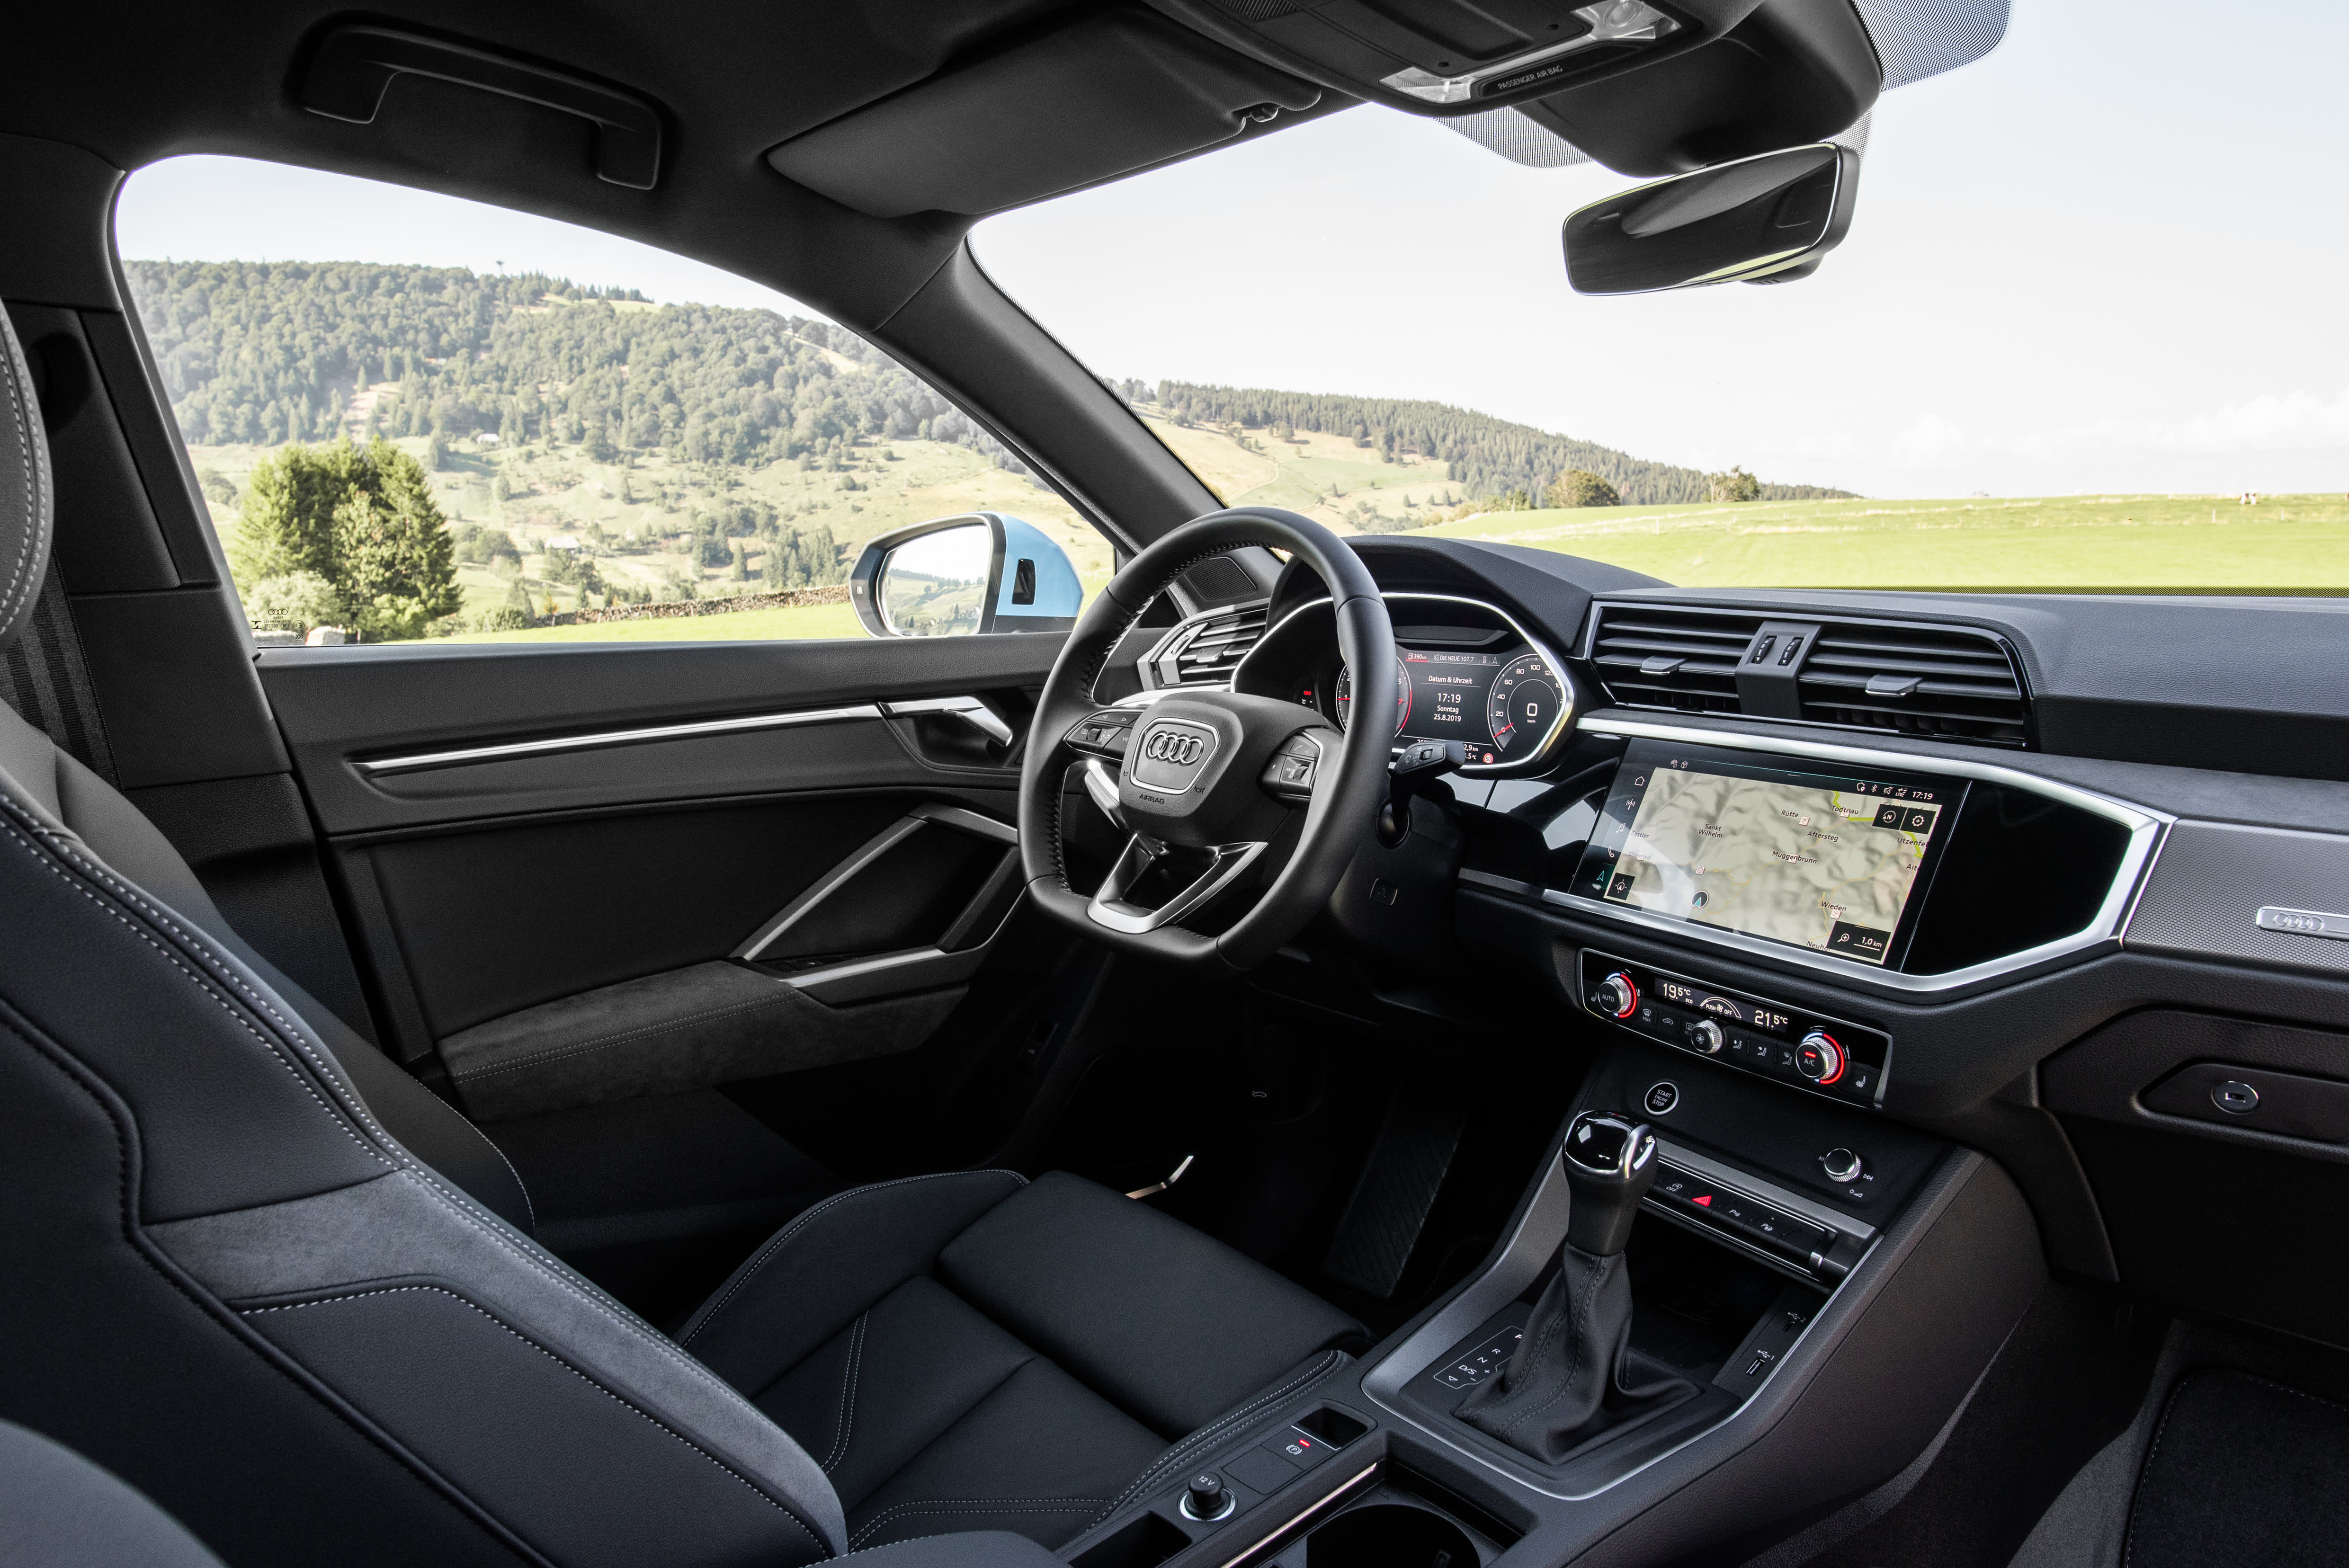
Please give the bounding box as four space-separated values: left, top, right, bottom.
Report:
766 5 1323 219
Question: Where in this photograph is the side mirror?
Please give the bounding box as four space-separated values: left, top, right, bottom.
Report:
849 511 1082 638
1561 142 1859 294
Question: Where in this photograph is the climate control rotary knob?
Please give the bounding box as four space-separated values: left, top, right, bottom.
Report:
1593 971 1639 1019
1795 1030 1847 1085
1687 1018 1724 1054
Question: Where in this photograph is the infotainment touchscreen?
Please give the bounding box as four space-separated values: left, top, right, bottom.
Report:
1572 739 1968 968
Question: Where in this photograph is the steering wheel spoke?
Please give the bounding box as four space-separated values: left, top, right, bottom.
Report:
1081 757 1129 831
1087 837 1268 935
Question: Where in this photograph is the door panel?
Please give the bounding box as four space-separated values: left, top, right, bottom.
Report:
260 634 1063 835
260 634 1081 1110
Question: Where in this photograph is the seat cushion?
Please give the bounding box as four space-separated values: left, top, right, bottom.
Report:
682 1168 1366 1551
940 1171 1367 1436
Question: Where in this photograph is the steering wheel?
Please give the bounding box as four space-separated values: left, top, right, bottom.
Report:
1018 508 1396 974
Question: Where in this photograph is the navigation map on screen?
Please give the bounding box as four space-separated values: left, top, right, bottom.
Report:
1593 749 1956 965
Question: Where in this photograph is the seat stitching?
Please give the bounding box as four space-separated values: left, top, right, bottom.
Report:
242 1283 826 1554
848 1497 1103 1550
1 802 812 1470
823 1312 869 1474
0 331 45 631
454 991 799 1080
1090 1348 1346 1525
0 1016 563 1566
0 817 393 1167
473 1128 537 1231
679 1169 1027 1347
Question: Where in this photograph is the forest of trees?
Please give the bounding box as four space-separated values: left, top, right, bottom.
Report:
1139 382 1851 506
123 259 1036 477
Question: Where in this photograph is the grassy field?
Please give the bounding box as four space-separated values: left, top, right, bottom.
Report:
1419 493 2349 592
191 429 1115 632
1142 410 1463 534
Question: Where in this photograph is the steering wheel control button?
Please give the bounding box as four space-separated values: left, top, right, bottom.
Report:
1593 971 1639 1019
1794 1030 1847 1085
1643 1081 1679 1116
1064 712 1134 758
1259 732 1325 802
1180 1472 1236 1522
2213 1080 2260 1114
1578 951 1891 1109
1821 1148 1864 1184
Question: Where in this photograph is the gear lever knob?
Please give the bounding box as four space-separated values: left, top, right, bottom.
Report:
1561 1110 1659 1256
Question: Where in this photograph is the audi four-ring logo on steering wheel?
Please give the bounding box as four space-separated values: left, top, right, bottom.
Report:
1143 730 1206 765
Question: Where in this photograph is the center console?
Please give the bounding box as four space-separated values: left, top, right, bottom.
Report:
1054 1019 2040 1568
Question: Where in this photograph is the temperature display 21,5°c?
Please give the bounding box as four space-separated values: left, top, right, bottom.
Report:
1483 653 1564 764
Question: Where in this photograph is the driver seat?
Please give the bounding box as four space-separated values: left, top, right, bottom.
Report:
0 313 1364 1563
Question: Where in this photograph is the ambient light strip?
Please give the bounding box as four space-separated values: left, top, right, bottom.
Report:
357 704 884 775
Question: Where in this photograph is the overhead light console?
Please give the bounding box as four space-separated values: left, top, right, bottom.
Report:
1146 0 1768 117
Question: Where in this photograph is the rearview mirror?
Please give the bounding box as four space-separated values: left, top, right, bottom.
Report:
1562 143 1858 294
850 512 1082 637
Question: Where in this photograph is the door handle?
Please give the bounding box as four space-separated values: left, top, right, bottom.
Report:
298 24 664 189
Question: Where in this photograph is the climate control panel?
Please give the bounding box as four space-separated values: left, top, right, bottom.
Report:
1577 949 1891 1109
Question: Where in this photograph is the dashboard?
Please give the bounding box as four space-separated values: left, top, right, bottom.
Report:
1140 535 2349 1355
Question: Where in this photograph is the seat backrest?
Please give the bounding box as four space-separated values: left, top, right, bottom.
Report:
0 295 847 1565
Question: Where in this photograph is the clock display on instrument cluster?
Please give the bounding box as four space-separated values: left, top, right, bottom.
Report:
1309 644 1567 769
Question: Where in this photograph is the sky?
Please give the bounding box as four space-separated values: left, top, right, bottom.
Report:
116 0 2349 499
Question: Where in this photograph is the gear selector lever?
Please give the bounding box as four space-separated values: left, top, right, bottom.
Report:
1456 1110 1693 1463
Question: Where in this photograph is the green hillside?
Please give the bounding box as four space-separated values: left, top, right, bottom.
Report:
126 260 1112 636
1137 380 1851 506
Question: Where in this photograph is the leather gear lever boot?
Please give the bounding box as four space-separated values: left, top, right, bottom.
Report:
1456 1111 1694 1463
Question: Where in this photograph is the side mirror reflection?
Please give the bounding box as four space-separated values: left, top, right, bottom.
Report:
1562 143 1859 294
849 511 1083 638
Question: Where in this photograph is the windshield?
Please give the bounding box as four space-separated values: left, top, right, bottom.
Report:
975 0 2349 595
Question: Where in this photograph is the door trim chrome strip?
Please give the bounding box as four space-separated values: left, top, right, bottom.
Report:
358 704 884 775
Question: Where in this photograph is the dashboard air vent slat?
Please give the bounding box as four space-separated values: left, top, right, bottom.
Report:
1589 607 1763 715
1152 604 1269 687
1797 624 2029 746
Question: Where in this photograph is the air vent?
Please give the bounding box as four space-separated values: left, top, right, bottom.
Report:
1797 623 2029 746
1150 602 1269 687
1588 606 1765 714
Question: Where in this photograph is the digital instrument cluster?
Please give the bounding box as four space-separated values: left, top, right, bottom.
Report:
1317 646 1566 768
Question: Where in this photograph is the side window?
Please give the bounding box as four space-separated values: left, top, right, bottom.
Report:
116 156 1107 645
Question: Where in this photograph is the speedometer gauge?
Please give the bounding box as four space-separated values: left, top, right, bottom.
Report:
1332 657 1412 736
1485 654 1564 763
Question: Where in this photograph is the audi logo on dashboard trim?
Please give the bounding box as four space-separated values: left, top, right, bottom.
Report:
1143 730 1206 765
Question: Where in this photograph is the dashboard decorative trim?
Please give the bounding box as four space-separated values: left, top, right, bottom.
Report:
1233 591 1577 776
1518 717 2172 994
358 704 884 775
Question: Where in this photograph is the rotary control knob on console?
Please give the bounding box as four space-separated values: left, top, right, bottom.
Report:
1821 1148 1864 1184
1686 1018 1724 1054
1795 1030 1847 1085
1592 971 1639 1019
